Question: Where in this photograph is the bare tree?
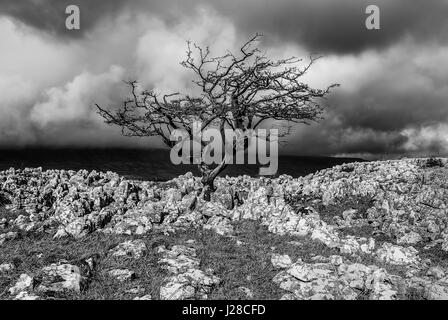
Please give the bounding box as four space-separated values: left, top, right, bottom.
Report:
96 35 338 200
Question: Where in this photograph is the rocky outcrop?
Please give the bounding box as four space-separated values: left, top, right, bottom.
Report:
9 274 33 296
2 158 448 300
34 262 87 294
157 243 220 300
283 158 448 249
108 269 136 282
272 254 398 300
7 257 96 299
109 240 147 259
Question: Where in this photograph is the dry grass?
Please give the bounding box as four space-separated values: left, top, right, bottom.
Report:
0 210 347 300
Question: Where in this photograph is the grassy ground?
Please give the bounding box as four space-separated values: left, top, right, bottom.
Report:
0 199 435 300
0 213 347 300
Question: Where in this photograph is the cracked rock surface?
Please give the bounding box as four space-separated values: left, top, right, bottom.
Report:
2 158 448 299
157 242 220 300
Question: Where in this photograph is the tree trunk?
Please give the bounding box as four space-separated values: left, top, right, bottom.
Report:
201 176 215 202
198 159 227 201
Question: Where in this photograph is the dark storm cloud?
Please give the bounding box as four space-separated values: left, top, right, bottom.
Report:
280 40 448 158
330 87 448 133
0 0 126 37
210 0 448 54
1 0 448 158
0 0 200 38
1 0 448 53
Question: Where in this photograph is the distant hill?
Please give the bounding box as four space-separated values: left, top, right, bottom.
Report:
0 148 364 181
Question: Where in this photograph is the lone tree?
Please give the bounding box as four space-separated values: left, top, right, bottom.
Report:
96 35 338 200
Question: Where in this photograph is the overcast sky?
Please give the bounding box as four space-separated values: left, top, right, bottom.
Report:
0 0 447 159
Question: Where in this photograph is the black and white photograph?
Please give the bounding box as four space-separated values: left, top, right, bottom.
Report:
0 0 448 309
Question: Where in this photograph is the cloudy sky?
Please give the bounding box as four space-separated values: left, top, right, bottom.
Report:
0 0 447 159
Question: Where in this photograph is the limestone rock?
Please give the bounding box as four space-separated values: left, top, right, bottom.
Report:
238 286 254 299
133 294 152 300
110 239 147 259
0 263 14 272
9 273 33 295
376 243 420 266
397 231 422 245
108 269 136 281
35 263 86 293
271 254 293 269
14 291 40 300
203 215 234 236
273 256 398 300
158 245 220 300
426 267 445 279
0 231 18 245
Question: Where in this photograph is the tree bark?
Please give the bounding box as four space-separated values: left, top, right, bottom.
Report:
199 159 227 201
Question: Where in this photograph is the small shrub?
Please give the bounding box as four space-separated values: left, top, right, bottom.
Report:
425 157 444 168
403 287 427 300
340 165 354 173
